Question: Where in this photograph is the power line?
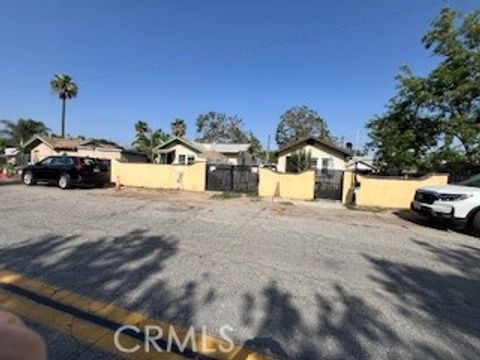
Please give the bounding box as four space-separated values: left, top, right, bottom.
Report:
0 0 450 90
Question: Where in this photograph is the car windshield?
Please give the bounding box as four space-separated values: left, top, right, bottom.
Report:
39 157 53 165
457 173 480 187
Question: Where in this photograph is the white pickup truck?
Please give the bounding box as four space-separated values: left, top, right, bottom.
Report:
411 174 480 235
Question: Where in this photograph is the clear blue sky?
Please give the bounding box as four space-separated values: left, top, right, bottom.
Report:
0 0 477 148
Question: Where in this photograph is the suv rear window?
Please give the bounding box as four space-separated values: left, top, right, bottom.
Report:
50 157 74 165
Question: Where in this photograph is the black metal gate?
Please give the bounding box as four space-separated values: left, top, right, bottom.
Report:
315 170 343 200
206 165 258 194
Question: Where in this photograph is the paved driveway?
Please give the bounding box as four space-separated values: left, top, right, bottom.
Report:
0 184 479 359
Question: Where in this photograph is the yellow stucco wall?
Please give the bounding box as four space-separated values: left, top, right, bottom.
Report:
342 171 355 204
258 168 315 200
111 160 206 192
277 144 347 172
342 171 449 208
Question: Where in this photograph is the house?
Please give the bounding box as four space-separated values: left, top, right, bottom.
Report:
153 137 256 165
24 135 147 163
275 136 353 172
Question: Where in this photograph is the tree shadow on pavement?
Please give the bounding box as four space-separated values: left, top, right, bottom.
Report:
3 230 479 359
364 238 480 359
240 238 480 359
0 230 405 359
0 229 215 327
241 282 402 360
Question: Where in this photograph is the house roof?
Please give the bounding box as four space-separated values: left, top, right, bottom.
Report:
198 150 230 162
24 135 85 151
153 137 205 153
154 136 251 155
275 136 353 157
199 143 251 153
24 135 122 152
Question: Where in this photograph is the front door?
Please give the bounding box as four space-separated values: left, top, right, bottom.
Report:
167 150 176 164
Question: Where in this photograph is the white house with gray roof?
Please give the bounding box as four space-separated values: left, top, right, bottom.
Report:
153 137 256 165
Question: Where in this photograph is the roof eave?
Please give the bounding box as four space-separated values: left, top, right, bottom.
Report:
153 136 204 153
23 135 55 151
275 136 353 157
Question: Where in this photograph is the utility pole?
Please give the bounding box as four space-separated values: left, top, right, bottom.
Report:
266 134 271 163
355 129 360 155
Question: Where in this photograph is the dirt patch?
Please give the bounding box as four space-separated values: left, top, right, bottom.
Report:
94 186 427 230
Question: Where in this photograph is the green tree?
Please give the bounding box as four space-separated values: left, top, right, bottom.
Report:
196 112 261 151
0 119 50 148
247 131 263 158
366 67 440 172
275 105 332 146
50 74 78 138
367 8 480 171
196 112 238 143
171 118 187 137
0 138 7 153
132 121 168 161
196 112 222 142
286 149 312 172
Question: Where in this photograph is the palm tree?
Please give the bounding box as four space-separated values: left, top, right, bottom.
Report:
171 118 186 137
1 118 50 164
135 120 149 135
0 119 50 148
132 121 169 161
50 74 78 138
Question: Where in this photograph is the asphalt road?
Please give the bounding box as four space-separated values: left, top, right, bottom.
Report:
1 183 479 359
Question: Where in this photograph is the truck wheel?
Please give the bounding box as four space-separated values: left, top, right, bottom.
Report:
58 174 71 189
23 171 35 186
471 211 480 237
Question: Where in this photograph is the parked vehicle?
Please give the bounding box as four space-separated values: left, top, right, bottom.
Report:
259 163 278 171
411 173 480 234
22 156 109 189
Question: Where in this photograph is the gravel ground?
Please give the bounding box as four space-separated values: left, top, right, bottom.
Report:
1 183 479 359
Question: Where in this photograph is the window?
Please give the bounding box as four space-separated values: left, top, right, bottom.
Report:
321 158 331 174
286 156 296 172
50 158 61 166
159 153 168 164
39 157 53 166
50 157 74 166
322 158 330 169
187 156 195 165
286 154 317 172
178 155 186 164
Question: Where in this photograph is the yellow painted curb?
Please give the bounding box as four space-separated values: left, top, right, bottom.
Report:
0 270 271 360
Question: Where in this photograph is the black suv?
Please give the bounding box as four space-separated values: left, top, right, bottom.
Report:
22 156 110 189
